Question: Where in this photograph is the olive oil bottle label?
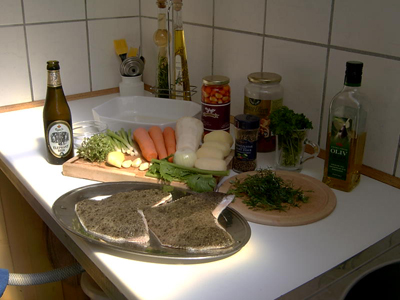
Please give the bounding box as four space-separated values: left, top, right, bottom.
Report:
47 70 62 87
46 121 72 158
327 117 352 180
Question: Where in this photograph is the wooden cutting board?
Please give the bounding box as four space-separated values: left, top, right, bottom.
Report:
63 151 234 189
218 170 337 226
63 156 188 189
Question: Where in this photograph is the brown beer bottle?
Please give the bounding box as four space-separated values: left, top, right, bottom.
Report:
43 60 74 165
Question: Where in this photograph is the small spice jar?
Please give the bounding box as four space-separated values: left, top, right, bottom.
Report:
244 72 283 152
232 114 260 173
201 75 231 134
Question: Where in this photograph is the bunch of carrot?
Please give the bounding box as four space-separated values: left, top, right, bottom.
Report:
133 126 176 162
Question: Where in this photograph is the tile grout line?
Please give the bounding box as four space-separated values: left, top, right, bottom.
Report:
139 0 143 58
393 134 400 176
20 0 34 103
140 15 400 63
211 0 215 75
260 0 267 73
317 0 336 147
84 0 93 92
3 16 400 64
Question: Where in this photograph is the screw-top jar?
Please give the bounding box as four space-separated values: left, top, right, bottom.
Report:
244 72 283 152
232 114 260 173
201 75 231 134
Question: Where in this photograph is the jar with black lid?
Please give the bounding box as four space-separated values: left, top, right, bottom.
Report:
244 72 283 152
232 114 260 173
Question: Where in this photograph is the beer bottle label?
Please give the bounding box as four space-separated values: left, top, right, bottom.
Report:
46 121 73 158
327 117 352 180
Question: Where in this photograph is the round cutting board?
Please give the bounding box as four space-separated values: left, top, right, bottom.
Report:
218 170 337 226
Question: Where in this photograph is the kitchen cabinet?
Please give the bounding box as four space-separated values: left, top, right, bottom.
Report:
0 169 88 300
0 94 399 300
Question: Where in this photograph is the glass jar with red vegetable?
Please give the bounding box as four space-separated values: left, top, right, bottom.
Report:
201 75 231 134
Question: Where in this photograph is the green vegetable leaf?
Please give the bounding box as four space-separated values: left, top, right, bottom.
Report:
186 174 216 193
146 158 228 193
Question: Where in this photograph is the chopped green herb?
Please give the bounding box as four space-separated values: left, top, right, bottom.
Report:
227 169 311 212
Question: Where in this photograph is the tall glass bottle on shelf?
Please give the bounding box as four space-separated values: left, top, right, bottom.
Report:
153 0 170 98
323 61 368 192
171 0 191 101
43 60 74 165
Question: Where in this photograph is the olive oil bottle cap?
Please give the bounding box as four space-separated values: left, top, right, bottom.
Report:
345 61 363 86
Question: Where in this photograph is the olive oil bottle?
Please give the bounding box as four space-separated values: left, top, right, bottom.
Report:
172 0 191 101
43 60 74 165
323 61 368 192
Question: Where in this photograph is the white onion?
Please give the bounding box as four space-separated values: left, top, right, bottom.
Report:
173 149 197 168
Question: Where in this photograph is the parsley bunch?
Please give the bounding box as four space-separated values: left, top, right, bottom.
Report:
227 169 310 211
269 106 313 167
269 106 313 136
77 133 114 162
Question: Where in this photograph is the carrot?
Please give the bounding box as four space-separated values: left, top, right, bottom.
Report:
133 128 158 162
163 126 176 162
149 126 168 160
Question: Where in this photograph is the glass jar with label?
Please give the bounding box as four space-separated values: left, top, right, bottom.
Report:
232 114 260 173
244 72 283 152
201 75 230 134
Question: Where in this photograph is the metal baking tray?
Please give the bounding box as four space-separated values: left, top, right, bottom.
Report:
52 182 251 264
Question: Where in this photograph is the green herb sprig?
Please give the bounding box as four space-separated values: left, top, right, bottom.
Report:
77 128 137 162
157 55 169 98
269 106 313 136
227 169 311 211
269 106 313 167
77 133 114 162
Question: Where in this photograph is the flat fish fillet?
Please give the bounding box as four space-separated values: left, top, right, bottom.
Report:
75 189 171 244
144 192 236 252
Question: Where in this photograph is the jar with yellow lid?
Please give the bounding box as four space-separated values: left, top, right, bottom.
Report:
244 72 283 152
201 75 231 134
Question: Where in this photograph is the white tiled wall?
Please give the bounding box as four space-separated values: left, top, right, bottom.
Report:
0 0 140 103
1 0 399 178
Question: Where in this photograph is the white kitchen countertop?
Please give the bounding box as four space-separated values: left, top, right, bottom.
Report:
1 94 399 300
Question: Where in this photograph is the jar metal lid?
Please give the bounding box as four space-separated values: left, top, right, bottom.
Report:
234 114 260 130
203 75 230 86
247 72 282 84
